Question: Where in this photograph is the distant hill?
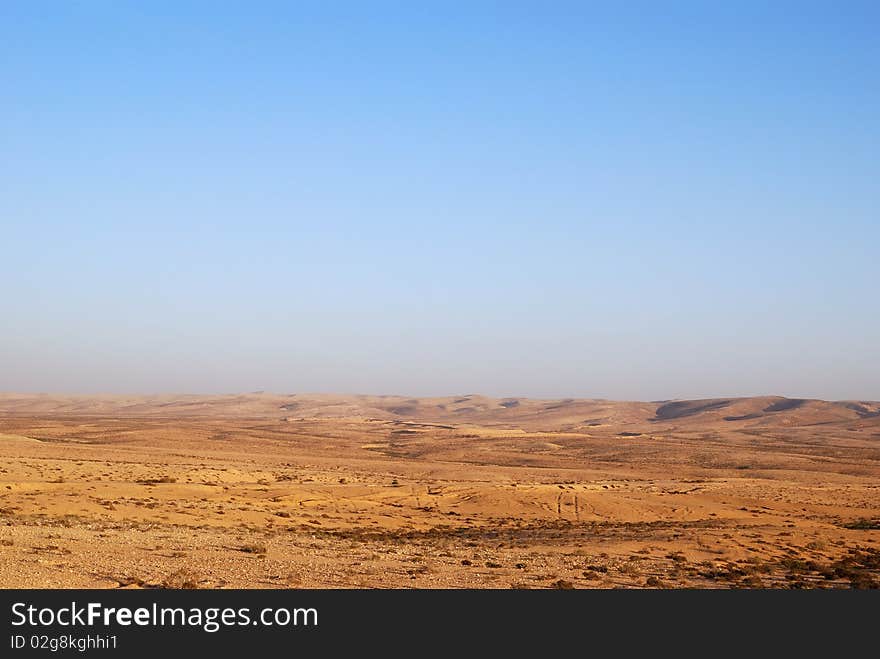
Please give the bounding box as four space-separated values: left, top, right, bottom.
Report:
0 392 877 432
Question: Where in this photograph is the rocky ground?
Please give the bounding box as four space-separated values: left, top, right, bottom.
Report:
0 393 878 588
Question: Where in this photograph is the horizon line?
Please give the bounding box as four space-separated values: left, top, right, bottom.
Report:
1 390 877 404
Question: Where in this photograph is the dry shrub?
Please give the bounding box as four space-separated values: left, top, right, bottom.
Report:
240 543 268 555
163 569 201 589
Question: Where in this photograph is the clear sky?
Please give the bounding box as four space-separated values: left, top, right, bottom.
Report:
2 1 878 400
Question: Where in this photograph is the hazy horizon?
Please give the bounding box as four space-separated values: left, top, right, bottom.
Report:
3 2 878 401
1 389 878 406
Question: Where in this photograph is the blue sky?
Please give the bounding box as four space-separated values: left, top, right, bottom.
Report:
2 1 878 399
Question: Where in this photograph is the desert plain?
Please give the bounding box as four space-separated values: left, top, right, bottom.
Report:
0 392 878 589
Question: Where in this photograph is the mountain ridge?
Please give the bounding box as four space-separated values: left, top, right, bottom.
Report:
0 393 877 432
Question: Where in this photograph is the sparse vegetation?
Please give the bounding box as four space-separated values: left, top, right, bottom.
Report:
239 543 268 555
137 476 176 485
0 393 877 589
163 569 202 589
842 519 880 530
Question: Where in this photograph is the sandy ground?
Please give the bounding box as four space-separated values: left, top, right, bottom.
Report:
0 393 878 588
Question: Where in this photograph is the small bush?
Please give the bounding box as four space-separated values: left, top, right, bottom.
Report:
239 543 268 555
843 519 880 530
163 569 201 589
